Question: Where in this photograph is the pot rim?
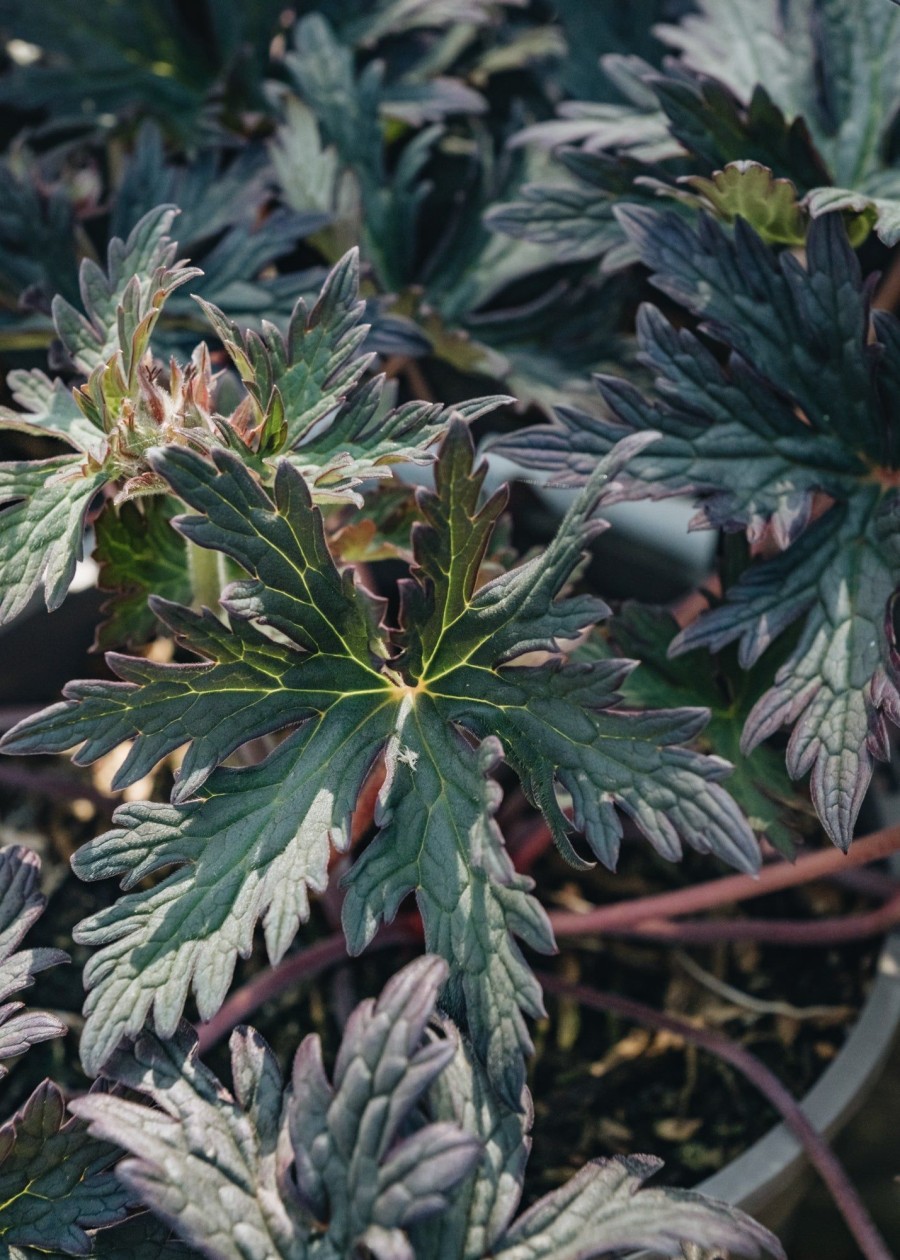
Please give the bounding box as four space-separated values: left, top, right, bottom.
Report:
693 924 900 1216
627 836 900 1258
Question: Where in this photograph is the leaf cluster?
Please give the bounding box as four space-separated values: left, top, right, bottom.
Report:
0 2 639 408
493 206 900 848
0 206 503 640
0 845 139 1258
70 956 782 1260
488 0 900 263
1 4 896 1255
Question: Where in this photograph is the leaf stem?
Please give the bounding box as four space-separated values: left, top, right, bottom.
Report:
595 892 900 946
187 539 225 613
537 971 895 1260
195 827 900 1052
548 824 900 938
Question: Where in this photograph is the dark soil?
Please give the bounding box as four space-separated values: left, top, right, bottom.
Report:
523 841 879 1201
0 729 883 1206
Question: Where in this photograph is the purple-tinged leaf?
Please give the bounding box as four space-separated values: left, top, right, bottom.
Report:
492 1154 783 1259
71 957 480 1260
0 845 68 1074
0 1081 129 1253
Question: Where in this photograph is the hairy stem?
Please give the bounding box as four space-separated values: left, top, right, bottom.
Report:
538 972 894 1260
187 539 225 613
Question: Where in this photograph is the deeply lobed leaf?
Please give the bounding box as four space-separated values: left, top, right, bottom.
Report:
71 957 480 1260
493 208 900 847
584 605 812 857
0 848 128 1256
0 200 489 631
0 1082 130 1255
0 459 106 625
489 0 900 266
6 423 758 1099
0 846 68 1073
71 958 783 1260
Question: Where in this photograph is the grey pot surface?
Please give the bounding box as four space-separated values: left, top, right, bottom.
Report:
632 798 900 1258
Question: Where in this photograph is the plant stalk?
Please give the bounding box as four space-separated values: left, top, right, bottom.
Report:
187 538 225 613
196 827 900 1050
600 893 900 945
549 825 900 938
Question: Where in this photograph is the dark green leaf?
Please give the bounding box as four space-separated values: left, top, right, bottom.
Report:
497 208 900 848
587 606 812 855
71 957 480 1260
656 0 900 191
0 0 284 141
6 426 757 1097
491 0 900 267
0 846 68 1072
0 1082 129 1254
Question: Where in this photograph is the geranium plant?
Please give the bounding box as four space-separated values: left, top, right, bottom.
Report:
0 2 898 1258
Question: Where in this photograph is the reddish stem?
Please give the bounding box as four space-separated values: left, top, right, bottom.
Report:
195 920 419 1054
350 760 385 846
196 830 900 1052
538 972 894 1260
549 825 900 938
603 891 900 945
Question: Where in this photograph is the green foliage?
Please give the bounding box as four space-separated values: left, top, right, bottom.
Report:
0 847 68 1072
494 208 900 849
0 1081 130 1254
585 605 813 856
0 5 892 1252
0 847 141 1258
0 128 330 358
5 423 758 1103
70 957 783 1260
0 205 490 629
0 1 647 410
0 0 285 141
93 497 193 652
73 958 480 1258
